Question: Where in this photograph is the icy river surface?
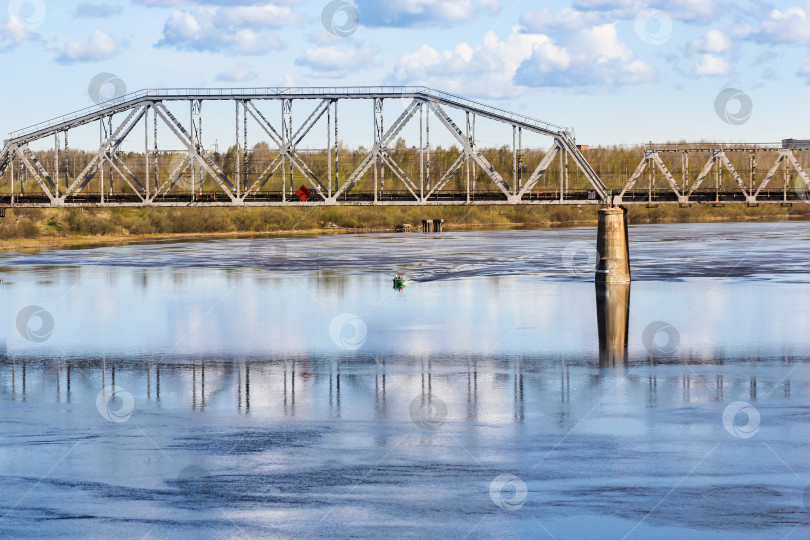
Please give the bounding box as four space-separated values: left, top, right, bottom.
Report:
1 222 810 539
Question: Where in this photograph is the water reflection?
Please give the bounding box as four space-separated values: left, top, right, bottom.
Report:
0 353 793 414
595 283 630 367
3 227 810 537
0 355 804 538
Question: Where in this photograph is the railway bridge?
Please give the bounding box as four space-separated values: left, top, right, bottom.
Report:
1 86 808 284
0 87 607 208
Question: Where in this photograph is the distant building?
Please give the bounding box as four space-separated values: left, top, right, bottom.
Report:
782 139 810 149
577 144 590 151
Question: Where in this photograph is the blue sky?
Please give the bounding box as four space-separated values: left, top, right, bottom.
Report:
1 0 809 147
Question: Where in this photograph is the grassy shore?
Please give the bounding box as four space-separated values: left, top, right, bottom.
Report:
0 204 808 251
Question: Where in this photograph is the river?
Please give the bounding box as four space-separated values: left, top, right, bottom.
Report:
1 221 809 539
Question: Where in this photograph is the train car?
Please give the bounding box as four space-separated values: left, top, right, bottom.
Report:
782 139 810 149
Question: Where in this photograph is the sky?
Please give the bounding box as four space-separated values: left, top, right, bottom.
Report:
1 0 809 147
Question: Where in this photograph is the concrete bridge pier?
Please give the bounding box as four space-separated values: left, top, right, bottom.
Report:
421 219 444 233
595 206 630 284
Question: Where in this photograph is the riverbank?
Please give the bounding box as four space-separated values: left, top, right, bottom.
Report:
0 204 808 251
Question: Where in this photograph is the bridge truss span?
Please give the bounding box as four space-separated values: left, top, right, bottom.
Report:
0 87 608 208
615 145 810 205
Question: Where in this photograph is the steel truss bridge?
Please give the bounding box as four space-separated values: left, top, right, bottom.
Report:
0 86 807 208
0 87 604 208
615 145 810 206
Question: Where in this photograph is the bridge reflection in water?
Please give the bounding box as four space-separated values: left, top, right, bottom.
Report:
0 356 788 425
0 286 791 419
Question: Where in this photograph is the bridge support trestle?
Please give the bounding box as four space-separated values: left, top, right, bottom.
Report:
595 206 630 284
421 219 444 232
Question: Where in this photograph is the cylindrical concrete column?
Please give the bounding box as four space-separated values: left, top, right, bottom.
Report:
595 206 630 284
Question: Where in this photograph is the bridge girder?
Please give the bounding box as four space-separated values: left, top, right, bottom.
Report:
615 145 810 205
0 87 608 208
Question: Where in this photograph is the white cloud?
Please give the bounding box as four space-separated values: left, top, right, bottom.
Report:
729 23 756 39
216 62 257 82
516 24 656 88
390 24 655 96
0 17 36 50
571 0 723 23
354 0 497 28
308 30 342 46
296 45 378 77
693 54 732 76
56 30 122 64
520 8 606 33
157 5 305 54
755 5 810 44
134 0 295 6
689 29 731 54
217 5 304 28
281 72 297 87
391 31 561 97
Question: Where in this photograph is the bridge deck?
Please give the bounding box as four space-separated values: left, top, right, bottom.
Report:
0 189 804 208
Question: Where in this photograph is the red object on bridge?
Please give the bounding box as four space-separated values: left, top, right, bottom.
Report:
296 185 311 201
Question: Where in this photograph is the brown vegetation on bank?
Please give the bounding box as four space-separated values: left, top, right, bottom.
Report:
0 203 808 250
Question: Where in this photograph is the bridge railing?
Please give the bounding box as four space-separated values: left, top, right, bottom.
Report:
7 87 570 141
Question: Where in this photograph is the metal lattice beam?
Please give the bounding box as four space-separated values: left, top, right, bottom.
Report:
0 86 611 208
617 145 810 205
